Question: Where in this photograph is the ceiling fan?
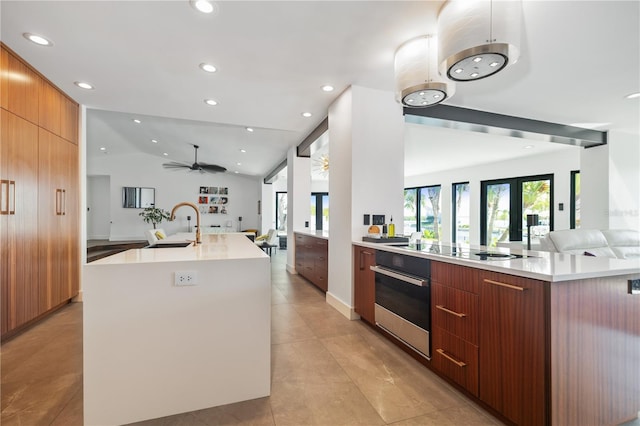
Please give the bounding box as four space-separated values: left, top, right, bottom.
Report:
162 144 226 173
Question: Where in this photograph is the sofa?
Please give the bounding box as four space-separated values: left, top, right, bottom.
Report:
539 229 640 259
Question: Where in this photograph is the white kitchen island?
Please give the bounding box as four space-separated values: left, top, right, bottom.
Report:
83 233 271 425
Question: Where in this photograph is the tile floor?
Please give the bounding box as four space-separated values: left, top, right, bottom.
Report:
1 249 503 426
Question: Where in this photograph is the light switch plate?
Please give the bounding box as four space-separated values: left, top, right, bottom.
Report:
372 215 385 225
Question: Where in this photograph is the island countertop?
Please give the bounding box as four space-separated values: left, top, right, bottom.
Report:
83 232 271 425
90 233 267 265
353 240 639 282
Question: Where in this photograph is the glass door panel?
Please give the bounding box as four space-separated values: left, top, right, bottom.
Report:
420 186 441 241
403 188 417 235
486 183 510 246
521 179 551 242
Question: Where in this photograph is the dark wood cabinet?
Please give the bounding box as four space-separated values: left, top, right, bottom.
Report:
478 271 548 426
353 245 375 324
294 233 328 292
1 44 79 340
431 262 480 396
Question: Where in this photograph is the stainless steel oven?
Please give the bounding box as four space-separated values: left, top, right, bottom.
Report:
371 251 431 359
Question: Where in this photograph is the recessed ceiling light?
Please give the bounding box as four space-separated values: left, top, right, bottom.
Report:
199 63 217 73
454 68 463 74
23 32 53 46
234 171 239 174
151 139 158 143
473 57 482 63
163 152 168 156
240 149 246 153
133 119 141 124
625 92 640 99
302 112 312 118
100 147 106 151
489 62 500 67
190 0 217 14
236 162 242 166
524 145 534 149
321 85 334 92
246 127 254 132
470 72 479 78
74 81 94 90
204 99 218 106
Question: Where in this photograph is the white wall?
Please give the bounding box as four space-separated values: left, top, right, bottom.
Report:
607 131 640 230
580 144 609 229
405 146 581 245
87 152 261 240
328 86 404 317
286 148 311 271
87 175 111 239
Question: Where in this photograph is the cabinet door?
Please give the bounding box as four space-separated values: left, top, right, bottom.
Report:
354 246 376 324
1 109 40 335
38 129 78 309
60 96 78 144
479 271 548 426
1 47 40 124
39 79 62 136
314 239 328 291
294 234 306 275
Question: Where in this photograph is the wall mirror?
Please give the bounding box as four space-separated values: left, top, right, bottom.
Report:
122 187 155 208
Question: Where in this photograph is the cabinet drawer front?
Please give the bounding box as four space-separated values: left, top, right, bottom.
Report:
432 261 480 294
432 326 479 396
432 284 478 345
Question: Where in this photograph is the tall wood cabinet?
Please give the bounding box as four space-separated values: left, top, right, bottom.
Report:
0 44 79 339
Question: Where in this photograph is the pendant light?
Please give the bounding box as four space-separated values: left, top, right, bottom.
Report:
438 0 522 82
395 35 455 108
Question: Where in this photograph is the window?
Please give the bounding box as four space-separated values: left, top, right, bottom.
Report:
403 188 417 235
570 170 580 229
452 182 470 244
481 175 553 246
420 186 441 241
403 185 442 241
275 192 287 231
310 192 329 231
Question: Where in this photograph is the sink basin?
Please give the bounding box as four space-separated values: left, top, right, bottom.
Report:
146 242 192 248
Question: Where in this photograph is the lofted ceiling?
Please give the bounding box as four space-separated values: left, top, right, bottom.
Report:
1 1 638 178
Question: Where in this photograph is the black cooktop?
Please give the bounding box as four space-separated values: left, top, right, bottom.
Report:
399 243 532 261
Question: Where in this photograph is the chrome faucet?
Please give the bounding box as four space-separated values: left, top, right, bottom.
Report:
170 202 201 244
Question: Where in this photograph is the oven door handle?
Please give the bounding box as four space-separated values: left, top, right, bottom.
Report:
370 265 428 287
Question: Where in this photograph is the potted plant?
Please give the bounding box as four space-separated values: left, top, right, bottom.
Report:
139 206 171 229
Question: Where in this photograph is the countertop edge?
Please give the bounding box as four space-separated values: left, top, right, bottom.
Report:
353 241 640 282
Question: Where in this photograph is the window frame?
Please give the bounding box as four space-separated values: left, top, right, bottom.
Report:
570 170 580 229
480 174 554 246
452 181 470 243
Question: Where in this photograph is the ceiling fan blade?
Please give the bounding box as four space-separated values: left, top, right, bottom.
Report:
199 163 227 173
163 162 191 169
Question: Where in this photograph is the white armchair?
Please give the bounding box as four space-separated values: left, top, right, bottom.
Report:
255 229 278 255
145 229 167 246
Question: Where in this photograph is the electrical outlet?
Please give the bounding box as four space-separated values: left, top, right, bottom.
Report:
175 271 197 286
628 279 640 295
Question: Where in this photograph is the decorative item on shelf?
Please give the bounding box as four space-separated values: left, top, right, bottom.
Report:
138 206 171 229
395 34 455 107
438 0 522 82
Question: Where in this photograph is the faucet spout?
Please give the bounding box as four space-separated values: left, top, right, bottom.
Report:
170 202 201 244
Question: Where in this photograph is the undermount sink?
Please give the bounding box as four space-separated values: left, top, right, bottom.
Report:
146 242 192 248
